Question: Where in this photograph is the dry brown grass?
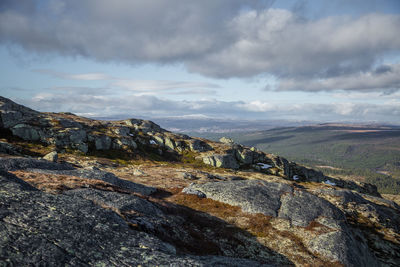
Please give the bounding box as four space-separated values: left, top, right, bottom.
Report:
166 189 343 266
10 170 132 194
383 194 400 206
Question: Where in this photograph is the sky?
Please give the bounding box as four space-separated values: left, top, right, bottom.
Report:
0 0 400 124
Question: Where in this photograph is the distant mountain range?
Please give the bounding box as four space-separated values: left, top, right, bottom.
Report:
138 117 316 133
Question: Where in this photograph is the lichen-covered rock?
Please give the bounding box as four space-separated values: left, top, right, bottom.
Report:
219 137 234 144
68 129 87 144
0 169 275 266
0 141 22 155
188 139 213 152
191 180 292 216
43 151 58 162
0 96 39 128
164 137 176 151
112 126 131 136
278 190 345 228
112 138 137 150
234 147 255 164
0 157 75 172
11 124 42 141
182 185 206 198
189 179 381 266
94 135 112 150
203 154 239 169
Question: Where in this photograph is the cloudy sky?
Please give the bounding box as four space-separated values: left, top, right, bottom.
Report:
1 0 400 123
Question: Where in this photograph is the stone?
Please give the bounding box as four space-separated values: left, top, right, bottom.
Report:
182 185 206 198
0 169 270 266
74 142 89 153
191 180 293 216
0 96 39 128
112 126 131 136
112 138 137 150
95 135 112 150
164 137 176 150
188 139 213 152
235 148 254 164
0 157 75 172
68 129 87 143
11 124 41 141
43 151 58 162
278 190 345 228
219 137 234 144
190 179 381 266
180 172 198 180
152 135 164 145
203 154 239 169
0 141 21 155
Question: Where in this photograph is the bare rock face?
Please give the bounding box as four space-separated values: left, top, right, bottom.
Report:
0 96 40 128
0 141 21 155
0 159 281 266
186 180 385 266
188 180 292 216
188 139 213 152
203 154 240 169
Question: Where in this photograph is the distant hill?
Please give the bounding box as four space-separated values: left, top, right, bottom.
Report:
198 124 400 194
147 117 313 133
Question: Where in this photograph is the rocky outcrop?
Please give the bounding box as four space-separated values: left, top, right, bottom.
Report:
185 180 389 266
188 180 292 215
188 139 213 152
0 96 214 158
0 158 289 266
0 96 40 128
0 92 399 266
0 141 22 155
1 172 271 266
0 96 381 198
202 154 240 169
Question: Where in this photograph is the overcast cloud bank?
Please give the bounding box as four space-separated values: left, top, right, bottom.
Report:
1 1 399 92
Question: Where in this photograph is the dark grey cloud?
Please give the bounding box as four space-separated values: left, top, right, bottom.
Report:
188 10 400 79
0 0 268 62
1 0 399 92
276 63 400 92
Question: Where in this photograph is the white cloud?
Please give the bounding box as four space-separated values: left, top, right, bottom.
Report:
236 101 277 112
35 69 220 95
113 80 220 92
34 69 112 80
14 93 400 124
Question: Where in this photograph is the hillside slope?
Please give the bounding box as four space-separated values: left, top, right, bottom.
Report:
1 96 400 266
222 124 400 194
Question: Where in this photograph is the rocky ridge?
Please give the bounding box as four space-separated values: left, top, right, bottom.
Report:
0 96 399 266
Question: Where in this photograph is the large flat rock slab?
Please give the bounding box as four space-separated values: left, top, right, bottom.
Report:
0 172 270 266
190 180 293 216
